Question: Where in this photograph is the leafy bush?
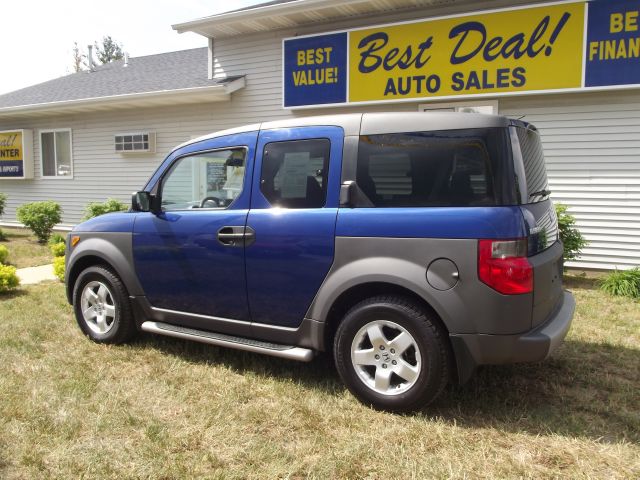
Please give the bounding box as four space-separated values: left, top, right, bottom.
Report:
16 201 62 243
50 242 66 257
0 264 19 293
0 245 8 264
555 203 588 261
600 268 640 299
53 256 65 282
48 233 65 245
83 198 128 220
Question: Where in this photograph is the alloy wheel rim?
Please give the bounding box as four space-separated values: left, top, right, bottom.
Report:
80 281 116 335
350 319 422 396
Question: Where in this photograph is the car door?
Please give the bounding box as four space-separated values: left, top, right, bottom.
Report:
245 126 344 328
133 132 257 323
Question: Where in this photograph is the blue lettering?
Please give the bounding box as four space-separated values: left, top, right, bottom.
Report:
358 32 388 74
451 72 465 91
358 32 434 73
449 13 571 64
512 67 526 87
449 22 486 65
384 77 397 95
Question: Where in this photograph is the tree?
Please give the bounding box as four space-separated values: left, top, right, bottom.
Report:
72 42 85 73
94 36 124 64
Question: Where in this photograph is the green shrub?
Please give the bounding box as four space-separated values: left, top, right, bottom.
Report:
83 198 128 220
16 201 62 244
0 229 6 241
50 242 66 257
0 264 19 293
0 244 8 264
555 203 588 261
48 233 65 245
53 256 65 282
600 268 640 299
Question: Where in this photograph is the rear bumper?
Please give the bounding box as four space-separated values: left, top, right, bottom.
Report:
450 291 575 383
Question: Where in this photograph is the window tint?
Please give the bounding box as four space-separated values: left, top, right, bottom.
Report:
260 139 330 208
161 149 246 211
357 129 510 207
516 127 549 202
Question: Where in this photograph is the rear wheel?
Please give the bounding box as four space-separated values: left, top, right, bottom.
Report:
73 265 136 344
334 296 450 412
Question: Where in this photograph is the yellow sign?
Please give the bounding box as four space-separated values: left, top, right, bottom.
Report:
0 130 32 179
0 131 22 161
348 2 585 102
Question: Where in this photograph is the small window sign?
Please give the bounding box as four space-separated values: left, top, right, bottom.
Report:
0 129 34 179
114 132 155 153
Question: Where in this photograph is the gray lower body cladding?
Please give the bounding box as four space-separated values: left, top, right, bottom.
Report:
305 236 536 336
65 232 143 304
450 291 575 382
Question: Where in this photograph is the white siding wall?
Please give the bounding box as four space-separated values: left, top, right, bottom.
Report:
1 2 639 270
0 103 257 225
501 91 640 270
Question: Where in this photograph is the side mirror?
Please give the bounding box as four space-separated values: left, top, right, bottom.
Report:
132 191 155 213
339 181 357 208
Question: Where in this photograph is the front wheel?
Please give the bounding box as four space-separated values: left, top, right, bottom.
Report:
334 296 450 412
73 265 136 344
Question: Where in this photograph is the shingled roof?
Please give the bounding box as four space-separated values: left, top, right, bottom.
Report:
0 47 245 117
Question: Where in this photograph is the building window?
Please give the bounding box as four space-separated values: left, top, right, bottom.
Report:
41 129 72 177
418 100 498 114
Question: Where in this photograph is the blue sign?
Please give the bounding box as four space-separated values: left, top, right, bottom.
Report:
283 33 347 107
585 0 640 87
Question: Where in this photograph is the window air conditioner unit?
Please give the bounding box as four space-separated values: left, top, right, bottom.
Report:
114 132 156 153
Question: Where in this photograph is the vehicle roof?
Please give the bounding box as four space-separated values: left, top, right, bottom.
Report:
178 112 517 150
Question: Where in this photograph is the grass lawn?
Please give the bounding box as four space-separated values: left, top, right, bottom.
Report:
0 227 63 269
0 277 638 478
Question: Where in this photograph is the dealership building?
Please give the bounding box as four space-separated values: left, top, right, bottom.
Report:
0 0 638 270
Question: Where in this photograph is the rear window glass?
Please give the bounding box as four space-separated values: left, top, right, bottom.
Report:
516 127 549 202
357 128 511 207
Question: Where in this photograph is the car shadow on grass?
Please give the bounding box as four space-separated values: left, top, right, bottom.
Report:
136 332 638 444
136 332 345 395
429 339 639 444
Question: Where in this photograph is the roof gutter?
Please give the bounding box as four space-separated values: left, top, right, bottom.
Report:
0 77 245 118
172 0 366 35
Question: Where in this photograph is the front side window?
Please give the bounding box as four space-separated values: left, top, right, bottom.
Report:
161 148 246 211
260 139 330 209
357 128 511 207
41 130 72 177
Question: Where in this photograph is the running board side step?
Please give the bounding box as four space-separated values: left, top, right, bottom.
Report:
140 321 315 362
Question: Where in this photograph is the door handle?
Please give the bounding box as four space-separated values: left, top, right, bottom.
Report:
217 226 255 247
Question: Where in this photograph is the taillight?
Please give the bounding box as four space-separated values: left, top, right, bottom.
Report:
478 238 533 295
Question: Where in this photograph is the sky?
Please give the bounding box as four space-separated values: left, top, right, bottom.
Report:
0 0 270 95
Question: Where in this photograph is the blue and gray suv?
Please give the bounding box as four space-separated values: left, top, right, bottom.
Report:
66 113 575 411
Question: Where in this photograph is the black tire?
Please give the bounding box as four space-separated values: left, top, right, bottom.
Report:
72 265 136 344
333 295 450 412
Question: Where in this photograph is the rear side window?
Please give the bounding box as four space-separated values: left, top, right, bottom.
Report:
260 139 330 208
516 127 549 202
357 128 511 207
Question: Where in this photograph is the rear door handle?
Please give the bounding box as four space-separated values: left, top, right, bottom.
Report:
217 226 255 247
